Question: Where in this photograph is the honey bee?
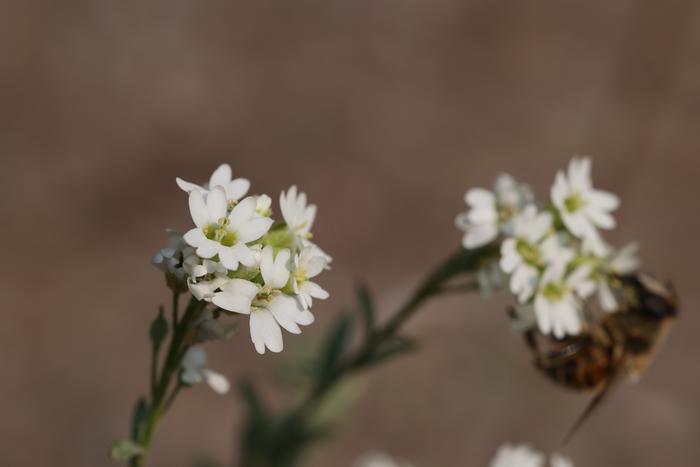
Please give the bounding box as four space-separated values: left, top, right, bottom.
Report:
513 273 677 443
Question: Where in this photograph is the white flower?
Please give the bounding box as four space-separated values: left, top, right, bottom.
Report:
176 163 250 202
534 256 595 338
255 194 272 217
355 452 412 467
180 346 230 394
456 174 533 249
183 188 273 271
212 246 314 354
499 205 553 303
551 157 619 240
292 246 330 309
280 185 317 245
550 454 574 467
490 444 545 467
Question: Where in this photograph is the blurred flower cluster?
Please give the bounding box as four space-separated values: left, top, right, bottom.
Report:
153 164 331 355
354 443 573 467
456 157 639 338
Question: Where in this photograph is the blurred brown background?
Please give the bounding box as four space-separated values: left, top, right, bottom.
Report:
2 0 700 466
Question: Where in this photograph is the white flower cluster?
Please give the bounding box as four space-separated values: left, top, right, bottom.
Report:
457 157 640 338
490 444 573 467
153 164 331 354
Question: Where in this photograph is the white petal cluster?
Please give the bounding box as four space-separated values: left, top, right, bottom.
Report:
456 174 533 249
458 157 640 339
490 444 573 467
153 164 331 354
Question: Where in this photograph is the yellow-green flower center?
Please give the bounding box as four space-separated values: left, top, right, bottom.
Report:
295 267 307 285
542 281 567 301
516 238 541 266
563 192 585 213
203 217 238 246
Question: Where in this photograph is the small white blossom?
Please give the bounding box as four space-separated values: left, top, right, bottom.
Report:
499 205 553 303
490 444 545 467
176 163 250 202
255 194 272 217
180 346 230 394
292 246 330 309
280 185 317 246
490 444 574 467
355 452 412 467
212 246 314 354
456 174 533 249
551 157 619 240
534 255 595 338
183 188 273 271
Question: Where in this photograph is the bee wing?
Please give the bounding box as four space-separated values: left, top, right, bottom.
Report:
561 363 623 446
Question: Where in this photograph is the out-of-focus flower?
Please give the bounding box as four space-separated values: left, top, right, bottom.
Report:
280 185 317 246
176 163 250 202
184 188 273 270
180 346 230 394
490 444 545 467
212 246 314 354
355 452 413 467
534 255 594 338
151 230 194 292
499 205 553 302
550 454 575 467
489 444 574 467
456 174 533 249
292 246 330 309
551 156 619 240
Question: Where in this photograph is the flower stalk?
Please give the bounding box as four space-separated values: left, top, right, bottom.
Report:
128 295 206 467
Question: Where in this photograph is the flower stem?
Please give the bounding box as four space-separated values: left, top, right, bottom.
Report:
131 296 204 467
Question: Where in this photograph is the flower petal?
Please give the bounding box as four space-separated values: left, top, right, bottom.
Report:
589 189 620 211
237 217 273 243
267 295 302 334
207 186 228 220
201 369 230 394
225 178 250 201
188 190 209 228
249 310 283 354
213 292 253 314
229 196 257 228
209 164 232 188
176 177 203 193
463 223 498 249
301 281 329 300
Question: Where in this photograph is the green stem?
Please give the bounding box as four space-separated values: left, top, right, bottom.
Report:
132 296 204 467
